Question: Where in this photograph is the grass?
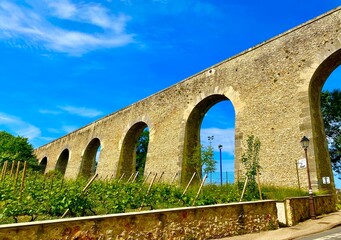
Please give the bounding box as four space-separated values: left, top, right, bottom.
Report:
262 185 308 200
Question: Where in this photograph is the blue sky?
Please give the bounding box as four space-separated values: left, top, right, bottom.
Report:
0 1 340 185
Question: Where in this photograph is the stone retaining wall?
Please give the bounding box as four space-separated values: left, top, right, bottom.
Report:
0 200 278 240
284 194 336 226
0 195 336 239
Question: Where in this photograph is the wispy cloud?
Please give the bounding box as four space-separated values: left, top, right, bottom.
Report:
39 109 62 115
201 127 235 155
47 125 79 134
40 105 103 118
58 105 103 117
148 0 218 16
61 125 78 133
0 112 41 140
0 0 134 55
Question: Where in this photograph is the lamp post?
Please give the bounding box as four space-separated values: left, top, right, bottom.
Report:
208 136 214 146
218 145 223 186
208 136 214 183
300 136 316 220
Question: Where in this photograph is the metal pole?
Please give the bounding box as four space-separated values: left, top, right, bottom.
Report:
295 160 301 190
219 147 222 186
304 148 316 219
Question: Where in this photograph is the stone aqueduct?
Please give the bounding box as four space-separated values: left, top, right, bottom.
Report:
35 8 341 191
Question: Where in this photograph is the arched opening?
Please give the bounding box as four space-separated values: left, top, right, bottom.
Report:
40 157 47 174
55 149 69 176
200 101 235 184
321 65 341 188
309 48 341 190
79 138 101 179
182 94 235 184
135 127 149 179
117 122 149 180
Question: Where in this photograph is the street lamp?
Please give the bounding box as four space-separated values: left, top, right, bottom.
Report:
208 136 214 146
300 136 316 219
218 144 223 186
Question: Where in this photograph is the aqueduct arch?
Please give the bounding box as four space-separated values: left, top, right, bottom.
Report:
39 157 47 174
181 94 233 183
55 149 69 176
35 7 341 191
79 138 101 179
309 48 341 187
117 121 149 179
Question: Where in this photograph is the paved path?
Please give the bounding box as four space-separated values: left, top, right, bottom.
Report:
218 211 341 240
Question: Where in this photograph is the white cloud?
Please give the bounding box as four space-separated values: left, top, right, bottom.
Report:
61 125 78 133
58 105 103 117
201 127 235 155
48 0 77 19
0 1 134 55
39 109 61 115
0 112 41 140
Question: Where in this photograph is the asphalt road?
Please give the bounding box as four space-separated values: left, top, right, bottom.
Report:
296 226 341 240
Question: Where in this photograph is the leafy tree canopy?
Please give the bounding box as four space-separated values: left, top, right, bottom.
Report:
135 129 149 176
190 143 216 179
0 131 38 168
321 89 341 177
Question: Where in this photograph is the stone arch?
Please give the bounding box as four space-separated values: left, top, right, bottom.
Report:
39 157 47 174
117 121 149 179
79 138 101 179
181 94 234 184
55 149 69 176
309 48 341 189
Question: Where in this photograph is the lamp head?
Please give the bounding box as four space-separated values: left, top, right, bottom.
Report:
300 136 309 150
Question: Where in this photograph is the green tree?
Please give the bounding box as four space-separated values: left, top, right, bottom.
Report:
321 89 341 177
190 144 216 179
201 145 216 175
135 129 149 177
240 135 261 200
0 131 38 169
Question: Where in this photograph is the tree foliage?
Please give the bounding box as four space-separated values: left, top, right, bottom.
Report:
0 131 38 169
135 129 149 177
240 135 261 200
190 144 216 179
321 89 341 177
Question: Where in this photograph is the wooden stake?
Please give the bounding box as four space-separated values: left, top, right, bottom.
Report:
13 161 21 193
142 171 152 185
127 172 134 183
118 173 125 183
0 162 4 181
182 172 196 196
239 175 248 202
192 174 207 206
157 171 164 183
10 161 15 178
170 172 179 185
1 161 8 181
19 161 27 201
132 172 139 183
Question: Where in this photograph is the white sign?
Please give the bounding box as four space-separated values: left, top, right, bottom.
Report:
322 177 330 184
297 159 306 169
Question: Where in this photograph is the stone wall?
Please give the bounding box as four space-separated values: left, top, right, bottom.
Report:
284 195 336 226
34 7 341 191
0 201 278 240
